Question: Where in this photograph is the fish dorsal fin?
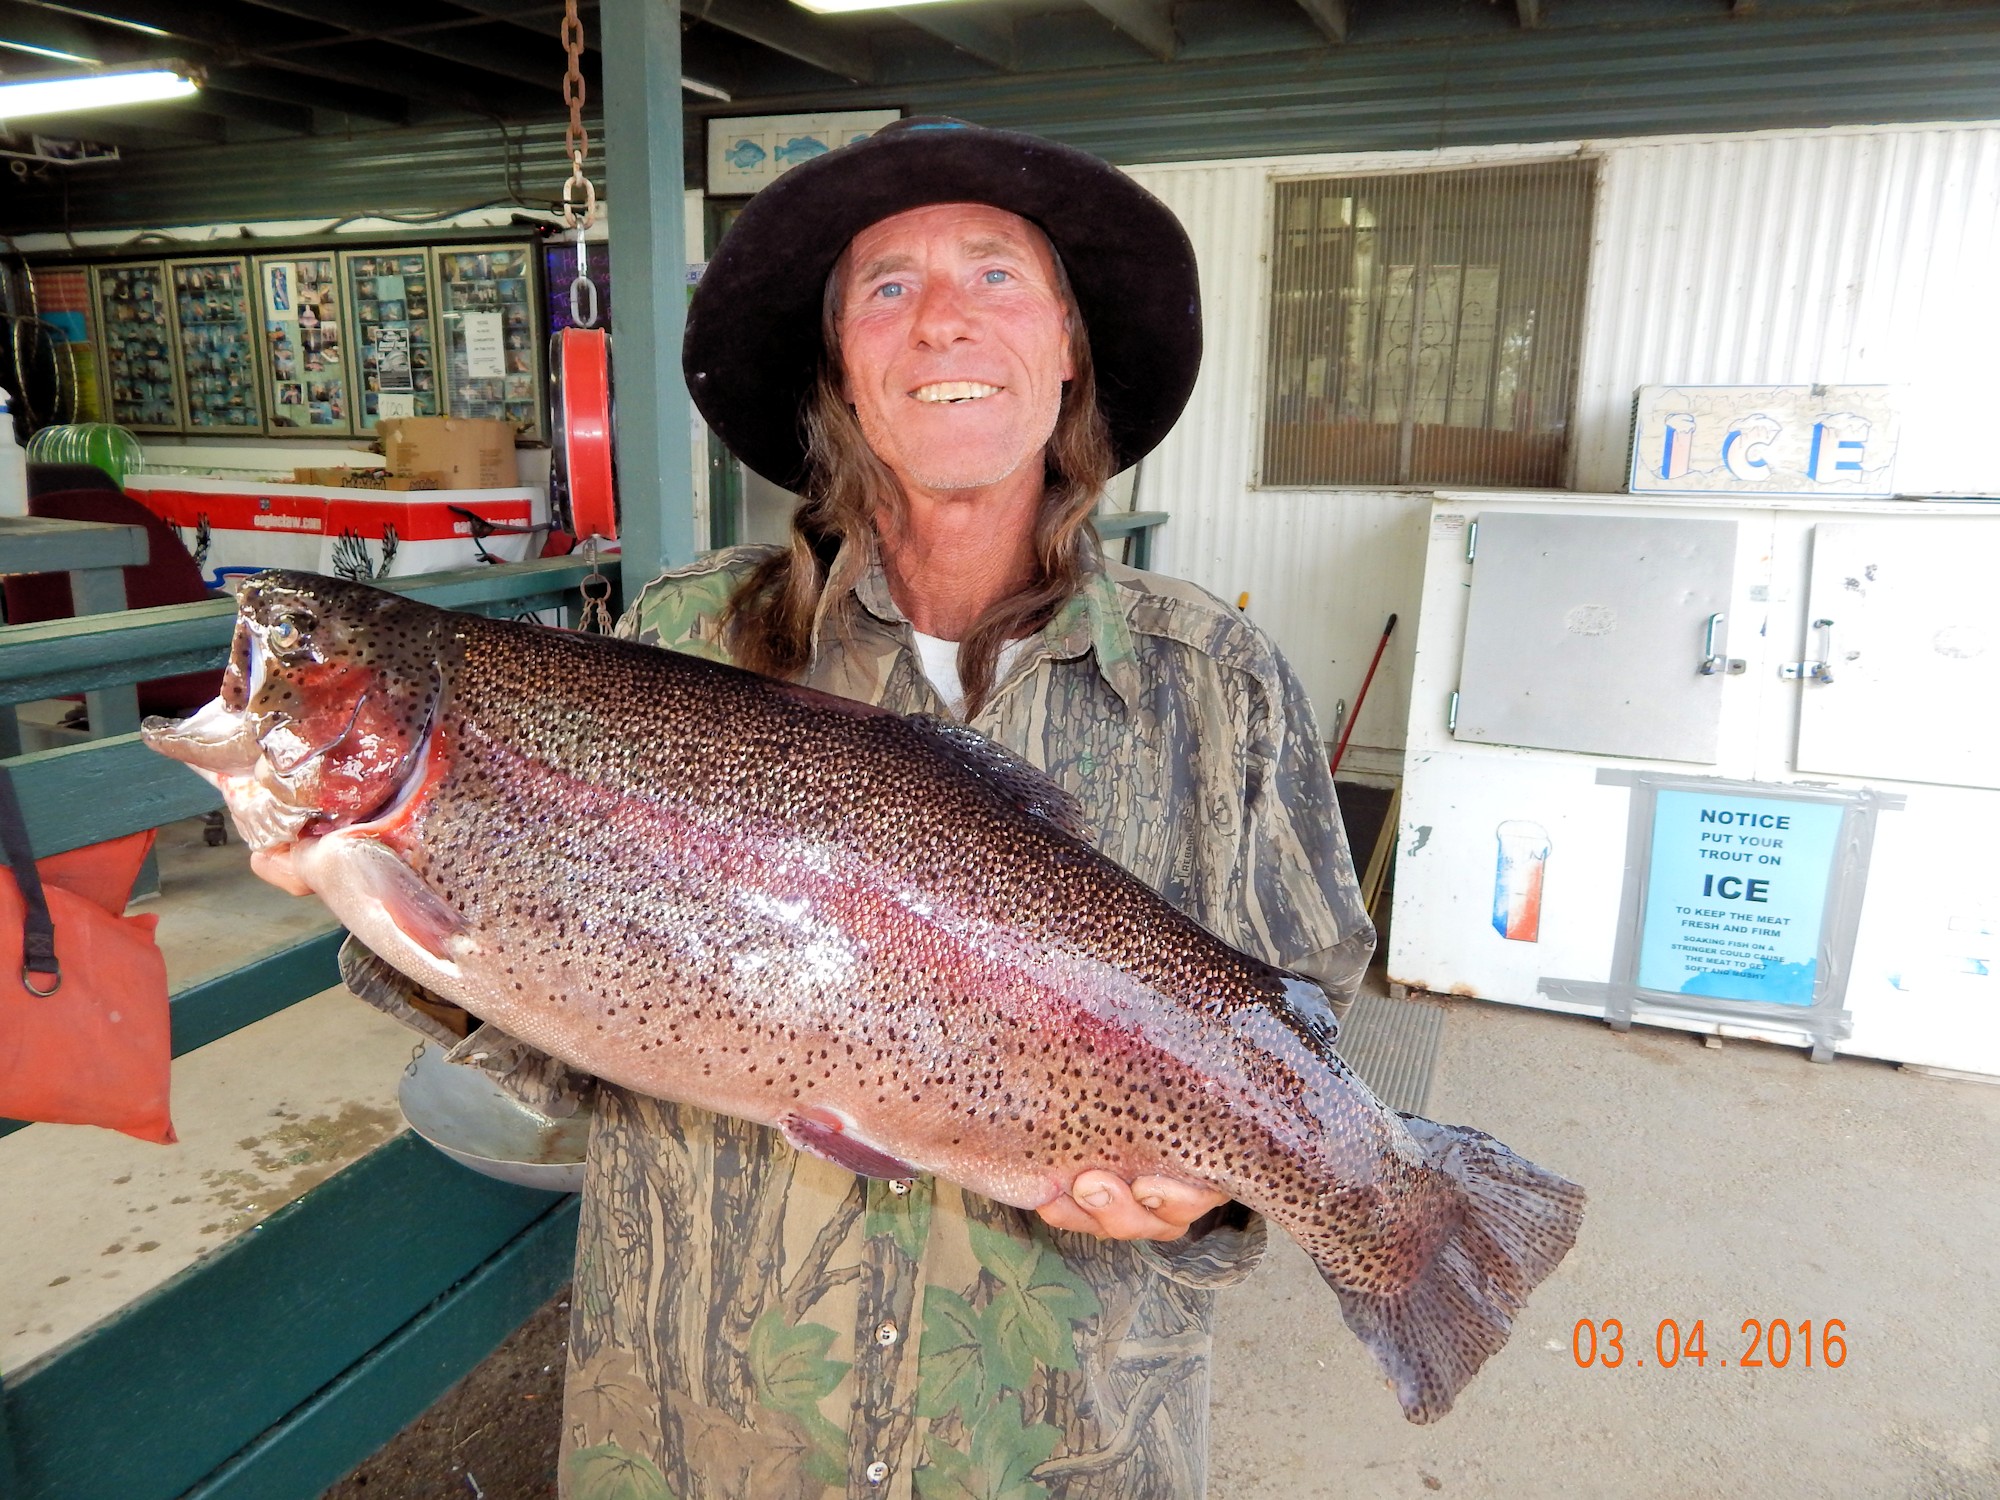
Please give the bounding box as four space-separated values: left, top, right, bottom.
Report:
903 714 1095 844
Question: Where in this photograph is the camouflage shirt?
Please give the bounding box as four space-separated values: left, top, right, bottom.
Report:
561 538 1373 1500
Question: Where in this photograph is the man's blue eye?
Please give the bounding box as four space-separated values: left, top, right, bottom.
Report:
876 282 905 298
982 269 1010 284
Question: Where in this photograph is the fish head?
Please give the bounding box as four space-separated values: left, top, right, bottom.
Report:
144 570 445 833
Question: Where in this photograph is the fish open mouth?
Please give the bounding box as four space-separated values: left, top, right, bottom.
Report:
306 694 441 835
144 663 444 842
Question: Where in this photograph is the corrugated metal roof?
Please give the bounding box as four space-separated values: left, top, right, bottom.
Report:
9 8 2000 231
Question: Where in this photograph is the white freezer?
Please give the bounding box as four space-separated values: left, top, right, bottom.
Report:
1389 490 2000 1074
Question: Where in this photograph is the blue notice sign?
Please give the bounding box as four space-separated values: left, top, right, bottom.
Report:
1636 790 1845 1006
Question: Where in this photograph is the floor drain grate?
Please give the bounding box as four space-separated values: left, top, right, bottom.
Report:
1337 992 1445 1116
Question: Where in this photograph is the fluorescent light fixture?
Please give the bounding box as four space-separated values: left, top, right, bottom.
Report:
37 2 171 39
0 63 199 122
794 0 961 12
0 40 98 66
680 75 733 102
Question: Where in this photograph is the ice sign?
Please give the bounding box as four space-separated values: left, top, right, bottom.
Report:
1628 385 1899 497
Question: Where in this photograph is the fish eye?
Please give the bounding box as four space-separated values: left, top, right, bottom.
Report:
270 615 308 652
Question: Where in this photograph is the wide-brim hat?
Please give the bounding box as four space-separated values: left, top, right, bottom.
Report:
683 117 1201 492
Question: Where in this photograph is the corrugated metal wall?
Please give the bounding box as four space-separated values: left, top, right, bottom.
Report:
1127 121 2000 763
1573 125 2000 494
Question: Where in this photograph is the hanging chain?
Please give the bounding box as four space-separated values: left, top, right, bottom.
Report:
558 0 601 327
558 0 596 232
577 535 616 634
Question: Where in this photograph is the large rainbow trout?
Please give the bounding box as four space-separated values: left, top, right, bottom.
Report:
144 570 1584 1422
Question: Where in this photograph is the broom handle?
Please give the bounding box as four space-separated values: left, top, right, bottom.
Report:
1330 614 1397 778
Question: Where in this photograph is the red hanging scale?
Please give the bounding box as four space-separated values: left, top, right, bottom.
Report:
551 0 617 547
551 249 615 544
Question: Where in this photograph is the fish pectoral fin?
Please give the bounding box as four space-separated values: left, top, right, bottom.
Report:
780 1107 919 1180
344 838 473 963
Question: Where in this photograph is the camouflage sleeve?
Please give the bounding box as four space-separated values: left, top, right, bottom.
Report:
1245 648 1376 1000
1133 1200 1270 1288
613 546 772 660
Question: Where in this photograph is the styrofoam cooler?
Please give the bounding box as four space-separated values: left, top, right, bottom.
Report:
320 491 537 579
123 474 543 589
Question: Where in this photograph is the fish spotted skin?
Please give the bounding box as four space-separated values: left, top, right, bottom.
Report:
143 570 1585 1423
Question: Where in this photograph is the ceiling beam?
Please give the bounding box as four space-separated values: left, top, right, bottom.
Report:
0 3 413 122
187 86 317 135
438 0 582 43
689 0 875 83
204 64 409 123
1292 0 1349 43
233 0 572 91
26 0 548 116
0 0 150 63
892 6 1013 70
1079 0 1176 62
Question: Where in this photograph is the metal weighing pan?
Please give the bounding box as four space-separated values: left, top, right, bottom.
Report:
398 1041 591 1193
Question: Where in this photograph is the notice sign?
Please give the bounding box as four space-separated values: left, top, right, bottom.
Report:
461 310 506 379
1636 790 1845 1006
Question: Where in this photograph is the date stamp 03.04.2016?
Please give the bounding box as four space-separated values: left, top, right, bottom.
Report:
1571 1319 1847 1370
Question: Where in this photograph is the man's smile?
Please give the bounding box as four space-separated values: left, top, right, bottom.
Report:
910 381 1003 404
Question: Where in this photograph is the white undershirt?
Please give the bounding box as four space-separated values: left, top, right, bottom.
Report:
910 630 1032 718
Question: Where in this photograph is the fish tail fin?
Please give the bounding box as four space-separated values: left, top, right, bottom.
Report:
1321 1116 1585 1424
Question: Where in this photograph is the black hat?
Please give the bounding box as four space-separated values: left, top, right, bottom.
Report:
683 117 1201 491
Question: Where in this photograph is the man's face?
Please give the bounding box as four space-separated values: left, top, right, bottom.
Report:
834 202 1074 497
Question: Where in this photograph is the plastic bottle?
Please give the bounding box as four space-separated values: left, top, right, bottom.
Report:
0 391 27 519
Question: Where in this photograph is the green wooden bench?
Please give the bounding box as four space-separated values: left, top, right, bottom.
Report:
0 556 597 1500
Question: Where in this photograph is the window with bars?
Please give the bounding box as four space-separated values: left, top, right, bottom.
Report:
1260 159 1597 488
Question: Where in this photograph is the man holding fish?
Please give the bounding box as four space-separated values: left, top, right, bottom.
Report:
170 119 1579 1498
582 118 1372 1498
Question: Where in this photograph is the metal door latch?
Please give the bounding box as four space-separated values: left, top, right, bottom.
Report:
1781 617 1836 682
1698 612 1747 676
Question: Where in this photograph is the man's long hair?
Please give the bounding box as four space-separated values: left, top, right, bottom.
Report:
721 241 1116 717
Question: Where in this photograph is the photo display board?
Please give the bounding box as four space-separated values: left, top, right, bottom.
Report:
90 261 181 431
432 243 542 438
171 256 262 431
256 255 351 434
342 248 440 430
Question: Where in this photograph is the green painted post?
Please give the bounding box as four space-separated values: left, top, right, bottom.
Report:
602 0 695 593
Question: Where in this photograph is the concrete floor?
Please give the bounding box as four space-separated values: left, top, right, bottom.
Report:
1210 997 2000 1499
9 816 2000 1497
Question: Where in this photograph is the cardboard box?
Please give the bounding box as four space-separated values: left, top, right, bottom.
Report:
291 467 446 491
375 417 520 490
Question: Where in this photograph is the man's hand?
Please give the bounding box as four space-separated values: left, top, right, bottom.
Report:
1036 1171 1229 1242
249 845 314 897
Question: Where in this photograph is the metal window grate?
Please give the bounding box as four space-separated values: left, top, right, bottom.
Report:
1261 159 1597 488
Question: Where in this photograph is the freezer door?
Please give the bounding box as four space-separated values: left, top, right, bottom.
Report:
1794 520 2000 790
1455 510 1738 762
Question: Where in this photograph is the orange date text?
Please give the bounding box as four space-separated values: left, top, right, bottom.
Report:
1571 1319 1847 1369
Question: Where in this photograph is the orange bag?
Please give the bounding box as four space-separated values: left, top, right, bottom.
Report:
0 800 175 1144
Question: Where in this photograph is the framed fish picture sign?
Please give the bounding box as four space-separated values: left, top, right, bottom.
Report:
706 109 901 196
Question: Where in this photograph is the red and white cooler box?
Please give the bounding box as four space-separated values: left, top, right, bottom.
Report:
124 474 545 589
